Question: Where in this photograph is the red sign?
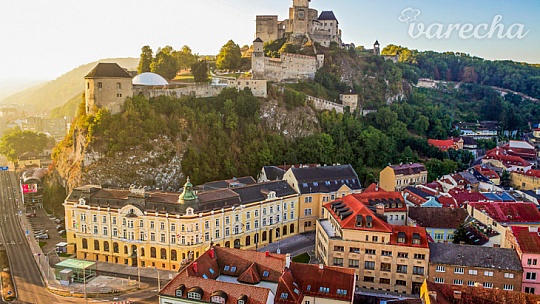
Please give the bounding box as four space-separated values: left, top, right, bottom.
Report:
23 184 38 193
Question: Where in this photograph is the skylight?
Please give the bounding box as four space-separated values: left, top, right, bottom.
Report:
203 274 208 279
294 288 300 294
224 266 230 271
231 266 237 272
307 285 311 291
209 268 214 274
281 293 288 299
263 271 269 277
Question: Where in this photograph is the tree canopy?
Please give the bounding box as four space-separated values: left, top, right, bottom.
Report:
137 45 153 74
217 40 242 71
191 60 209 83
150 46 178 80
0 131 48 162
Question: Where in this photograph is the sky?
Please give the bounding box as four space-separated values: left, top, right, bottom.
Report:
0 0 538 82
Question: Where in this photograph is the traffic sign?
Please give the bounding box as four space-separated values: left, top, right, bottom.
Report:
7 291 11 295
0 167 8 171
26 230 29 235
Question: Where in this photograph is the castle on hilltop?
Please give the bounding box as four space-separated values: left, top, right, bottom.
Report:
256 0 342 48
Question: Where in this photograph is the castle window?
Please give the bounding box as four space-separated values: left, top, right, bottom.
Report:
117 82 122 89
87 82 89 89
97 82 102 89
117 94 122 97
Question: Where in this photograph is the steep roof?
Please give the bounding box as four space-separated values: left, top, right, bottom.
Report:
85 63 132 79
318 11 338 23
424 280 540 304
201 176 257 191
254 37 263 43
389 163 427 176
429 242 522 271
408 207 468 229
290 165 361 194
511 226 540 254
230 181 297 204
324 194 393 233
470 202 540 224
390 225 429 248
262 166 286 181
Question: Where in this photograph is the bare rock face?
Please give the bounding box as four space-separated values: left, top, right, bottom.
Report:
55 128 187 192
259 99 319 138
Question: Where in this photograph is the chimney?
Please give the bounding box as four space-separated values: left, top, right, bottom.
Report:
428 291 437 301
319 264 324 270
265 251 270 257
209 247 215 259
453 291 462 300
286 253 291 268
530 227 539 233
376 204 385 216
193 262 198 273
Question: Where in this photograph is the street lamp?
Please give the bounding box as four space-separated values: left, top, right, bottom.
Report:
129 248 141 289
148 266 161 291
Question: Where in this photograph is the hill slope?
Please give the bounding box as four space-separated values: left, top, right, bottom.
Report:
3 58 139 112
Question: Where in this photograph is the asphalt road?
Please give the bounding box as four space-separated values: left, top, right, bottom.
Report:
0 171 57 303
0 171 160 304
256 231 316 257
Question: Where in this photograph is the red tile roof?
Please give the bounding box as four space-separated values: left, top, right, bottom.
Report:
160 246 355 304
389 163 427 176
485 148 531 167
511 226 540 253
470 202 540 223
425 280 540 304
473 165 499 180
436 196 460 208
324 195 393 232
448 189 487 204
521 170 540 178
390 225 429 248
428 139 455 151
352 190 407 211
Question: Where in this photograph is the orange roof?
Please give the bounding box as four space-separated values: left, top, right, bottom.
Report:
324 195 393 233
390 225 429 248
512 226 540 254
428 139 455 151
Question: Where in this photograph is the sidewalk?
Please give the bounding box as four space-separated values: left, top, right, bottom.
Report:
93 260 178 283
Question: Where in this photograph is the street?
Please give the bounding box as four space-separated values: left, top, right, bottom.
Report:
257 231 316 257
0 171 159 304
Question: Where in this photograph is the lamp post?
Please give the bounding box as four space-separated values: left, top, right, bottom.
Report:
129 248 141 289
148 266 161 290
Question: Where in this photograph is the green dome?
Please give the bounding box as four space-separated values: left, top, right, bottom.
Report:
179 177 197 202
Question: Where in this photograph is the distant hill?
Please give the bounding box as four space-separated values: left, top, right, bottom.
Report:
0 79 47 102
2 58 139 112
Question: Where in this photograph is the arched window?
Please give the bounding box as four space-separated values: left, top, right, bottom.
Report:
196 252 199 258
103 241 109 252
82 238 88 249
182 252 186 260
161 248 167 260
225 241 230 248
94 240 100 251
245 235 251 246
151 247 157 258
283 225 288 236
276 228 280 238
262 231 267 242
171 250 177 261
113 242 119 253
124 245 128 254
290 223 294 234
141 247 145 257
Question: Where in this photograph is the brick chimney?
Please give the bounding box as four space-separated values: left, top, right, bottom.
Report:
193 262 198 273
209 247 215 259
265 251 270 257
376 204 385 216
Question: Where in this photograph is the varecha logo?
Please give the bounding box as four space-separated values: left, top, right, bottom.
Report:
398 8 530 40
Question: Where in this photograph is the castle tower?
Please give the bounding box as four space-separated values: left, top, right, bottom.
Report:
373 40 380 56
252 38 265 80
289 0 311 35
84 63 133 115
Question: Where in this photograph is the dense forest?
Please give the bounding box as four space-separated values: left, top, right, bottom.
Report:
382 44 540 100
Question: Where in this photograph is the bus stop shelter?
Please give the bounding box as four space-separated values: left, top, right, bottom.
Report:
55 259 97 283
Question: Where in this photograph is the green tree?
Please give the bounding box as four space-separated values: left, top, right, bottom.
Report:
175 45 197 71
453 224 470 244
191 61 209 83
137 45 153 73
413 115 429 135
151 46 178 80
217 40 242 71
279 42 296 54
0 131 48 162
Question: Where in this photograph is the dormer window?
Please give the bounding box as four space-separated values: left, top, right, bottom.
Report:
397 232 406 244
186 208 194 216
211 291 228 304
355 215 363 227
175 284 185 297
187 287 203 300
238 295 248 304
366 215 373 228
267 191 275 199
281 293 288 299
79 198 86 206
413 233 421 245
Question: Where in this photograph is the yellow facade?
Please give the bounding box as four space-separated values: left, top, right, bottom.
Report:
65 194 299 271
380 165 428 192
511 172 540 190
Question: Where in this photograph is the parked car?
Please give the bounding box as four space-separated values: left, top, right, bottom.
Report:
35 234 49 240
26 213 36 218
56 224 64 231
58 230 65 236
54 218 63 224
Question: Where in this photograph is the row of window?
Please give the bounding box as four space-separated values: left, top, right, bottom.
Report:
435 278 512 290
363 276 407 286
360 260 424 275
435 266 513 278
